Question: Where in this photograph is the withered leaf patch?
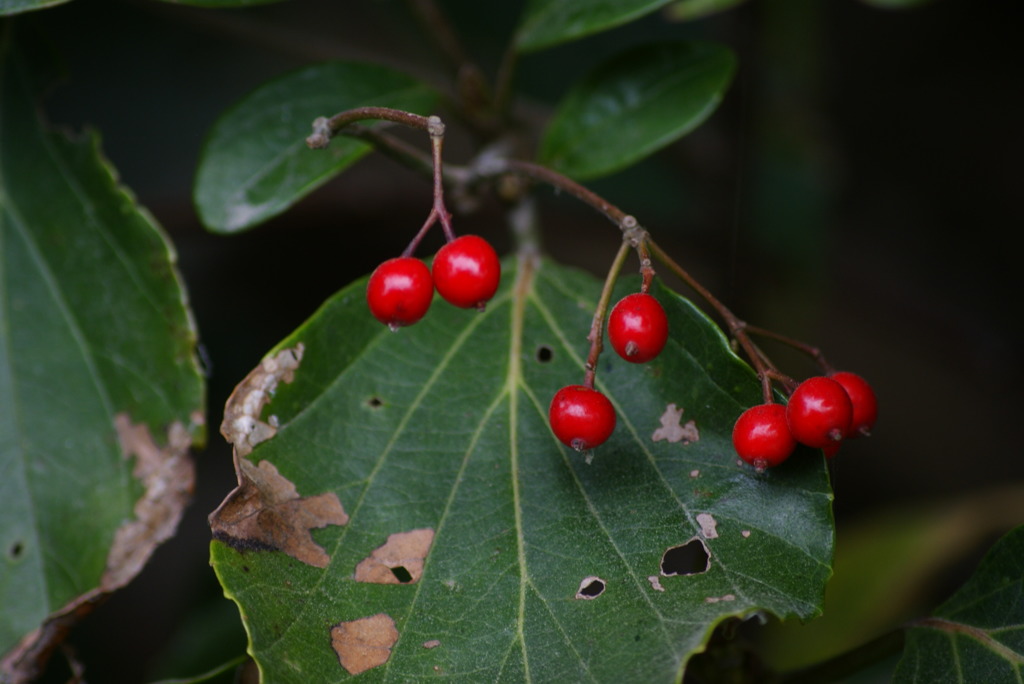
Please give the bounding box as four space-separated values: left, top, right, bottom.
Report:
3 414 198 683
331 613 399 675
354 528 435 584
221 344 304 457
107 414 197 588
210 456 348 568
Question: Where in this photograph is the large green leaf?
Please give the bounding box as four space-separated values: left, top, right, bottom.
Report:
515 0 676 53
894 524 1024 683
664 0 749 22
194 62 438 234
0 0 69 16
538 41 735 181
210 255 833 682
0 36 204 678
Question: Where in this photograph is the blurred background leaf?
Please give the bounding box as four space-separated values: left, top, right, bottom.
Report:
538 41 735 180
194 61 438 234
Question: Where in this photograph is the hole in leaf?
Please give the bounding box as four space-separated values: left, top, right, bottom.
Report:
535 345 553 363
575 576 606 599
8 541 24 559
390 566 413 583
661 538 710 576
367 397 383 408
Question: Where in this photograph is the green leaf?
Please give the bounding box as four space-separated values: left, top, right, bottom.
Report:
210 256 833 682
538 41 736 181
193 61 438 234
894 525 1024 683
516 0 676 53
664 0 750 22
0 0 69 16
759 484 1024 672
0 35 204 675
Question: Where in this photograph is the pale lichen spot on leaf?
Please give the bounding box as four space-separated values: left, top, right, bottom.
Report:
705 594 736 604
354 528 435 584
741 530 751 538
209 457 348 568
422 639 441 649
651 403 700 444
689 469 700 478
696 513 719 540
221 344 304 457
661 538 710 576
575 576 606 599
331 613 399 676
647 575 666 592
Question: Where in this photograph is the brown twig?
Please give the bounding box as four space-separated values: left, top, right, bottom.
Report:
584 240 632 389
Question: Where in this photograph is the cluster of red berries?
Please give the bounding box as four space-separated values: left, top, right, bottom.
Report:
366 235 501 329
548 292 668 452
732 372 878 472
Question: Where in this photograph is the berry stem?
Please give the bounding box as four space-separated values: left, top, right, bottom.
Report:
494 159 794 402
500 159 631 229
306 106 435 148
429 123 458 243
583 240 631 389
645 238 783 403
308 109 456 255
632 234 656 294
744 324 835 374
311 118 825 403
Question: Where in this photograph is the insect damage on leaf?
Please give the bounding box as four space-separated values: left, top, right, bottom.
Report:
575 576 607 599
354 528 435 584
2 414 199 684
331 613 399 676
107 413 199 588
212 341 346 567
651 403 700 444
661 538 711 576
221 344 304 457
209 456 348 568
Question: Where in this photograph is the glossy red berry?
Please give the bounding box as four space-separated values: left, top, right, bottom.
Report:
829 371 878 438
732 403 797 471
548 385 616 451
786 376 853 448
607 293 669 363
432 235 501 309
366 256 434 329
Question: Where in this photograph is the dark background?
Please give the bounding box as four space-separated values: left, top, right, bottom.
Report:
12 0 1023 680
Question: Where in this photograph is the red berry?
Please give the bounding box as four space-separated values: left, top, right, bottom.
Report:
548 385 616 451
829 371 878 438
366 257 434 329
607 293 669 363
786 376 853 448
432 235 501 309
732 403 796 471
